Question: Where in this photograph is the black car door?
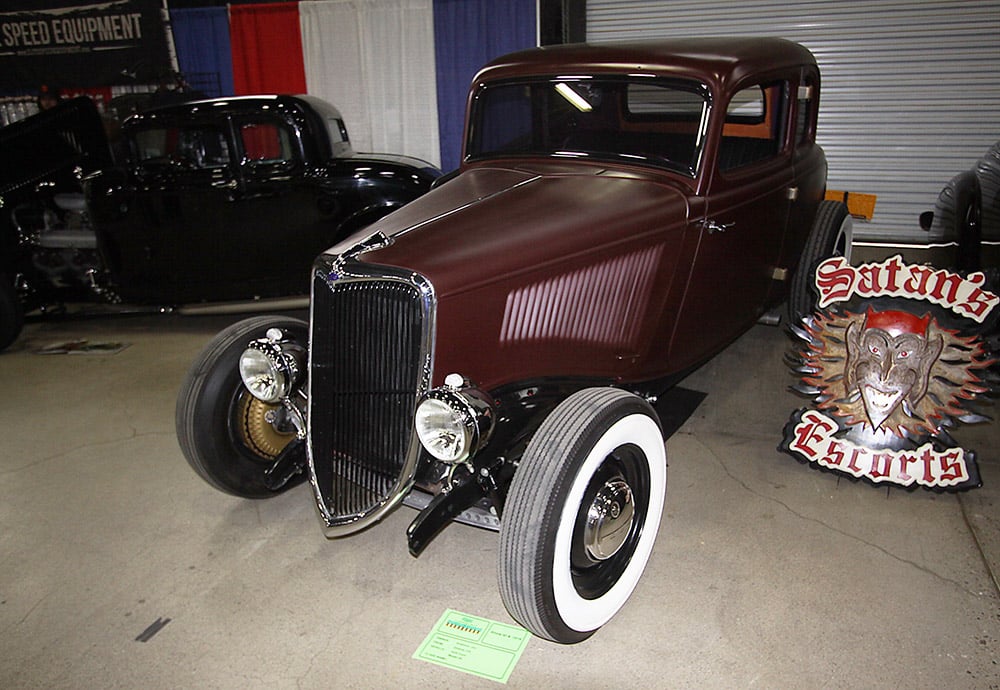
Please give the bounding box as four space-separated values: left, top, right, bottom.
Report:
227 116 334 298
110 122 239 303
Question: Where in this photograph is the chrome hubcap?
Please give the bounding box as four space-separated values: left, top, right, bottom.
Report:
583 476 634 560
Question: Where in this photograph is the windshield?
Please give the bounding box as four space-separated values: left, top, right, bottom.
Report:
466 77 710 176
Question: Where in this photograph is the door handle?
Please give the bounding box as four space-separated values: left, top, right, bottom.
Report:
212 179 238 190
701 219 734 234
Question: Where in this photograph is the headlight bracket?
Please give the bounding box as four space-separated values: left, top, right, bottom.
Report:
238 328 307 403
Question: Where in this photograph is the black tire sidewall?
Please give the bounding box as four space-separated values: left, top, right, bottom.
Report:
788 200 850 324
176 315 308 498
951 174 982 272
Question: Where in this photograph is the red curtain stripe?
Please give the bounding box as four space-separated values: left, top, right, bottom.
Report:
229 3 307 95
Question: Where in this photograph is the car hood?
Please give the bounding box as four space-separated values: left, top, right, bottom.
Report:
348 151 439 172
339 162 692 297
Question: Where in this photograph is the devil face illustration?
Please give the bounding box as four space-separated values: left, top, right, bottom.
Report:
844 310 943 430
784 259 996 489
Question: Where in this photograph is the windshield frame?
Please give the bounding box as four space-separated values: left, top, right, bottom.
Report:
464 75 712 177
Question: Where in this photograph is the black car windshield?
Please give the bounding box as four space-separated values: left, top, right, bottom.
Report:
466 77 709 176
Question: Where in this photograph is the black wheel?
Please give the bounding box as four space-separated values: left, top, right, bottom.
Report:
929 170 983 272
176 315 308 498
498 387 667 643
0 274 24 352
788 200 852 324
956 187 983 273
936 171 983 272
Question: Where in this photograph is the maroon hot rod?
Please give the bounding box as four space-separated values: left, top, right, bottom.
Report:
176 38 847 643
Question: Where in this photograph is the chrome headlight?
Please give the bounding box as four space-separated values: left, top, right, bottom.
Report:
414 374 495 463
238 328 306 403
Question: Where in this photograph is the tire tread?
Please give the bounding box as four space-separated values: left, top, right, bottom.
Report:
498 387 654 642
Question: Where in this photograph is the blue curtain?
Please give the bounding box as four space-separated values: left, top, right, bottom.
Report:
432 0 536 172
169 7 235 98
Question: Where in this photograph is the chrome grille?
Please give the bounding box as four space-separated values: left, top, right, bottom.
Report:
308 263 432 535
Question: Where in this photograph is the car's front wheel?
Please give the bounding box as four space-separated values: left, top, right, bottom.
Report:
175 315 308 498
498 387 667 643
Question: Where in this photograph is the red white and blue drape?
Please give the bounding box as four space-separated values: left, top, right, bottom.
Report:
169 0 535 170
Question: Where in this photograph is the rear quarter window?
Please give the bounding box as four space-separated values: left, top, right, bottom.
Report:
239 122 295 164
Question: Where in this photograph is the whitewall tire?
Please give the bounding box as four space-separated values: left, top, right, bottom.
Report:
498 387 667 643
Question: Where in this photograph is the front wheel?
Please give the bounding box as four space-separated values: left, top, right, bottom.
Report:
498 387 667 643
175 315 308 497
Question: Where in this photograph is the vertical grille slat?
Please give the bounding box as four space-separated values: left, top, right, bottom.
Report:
308 271 428 527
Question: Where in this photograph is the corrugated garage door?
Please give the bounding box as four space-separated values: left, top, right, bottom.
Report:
586 1 1000 246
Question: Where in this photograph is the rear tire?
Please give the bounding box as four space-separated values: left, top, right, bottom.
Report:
788 200 852 324
936 172 983 272
498 387 667 643
175 315 308 497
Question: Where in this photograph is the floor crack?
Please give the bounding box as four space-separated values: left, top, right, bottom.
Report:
688 433 992 599
958 492 1000 599
0 430 174 475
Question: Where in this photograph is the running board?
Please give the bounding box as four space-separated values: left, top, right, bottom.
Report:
177 296 309 315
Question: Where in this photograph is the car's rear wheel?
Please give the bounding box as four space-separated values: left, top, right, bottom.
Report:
938 172 983 273
176 315 308 497
788 200 852 324
0 274 24 353
498 387 667 643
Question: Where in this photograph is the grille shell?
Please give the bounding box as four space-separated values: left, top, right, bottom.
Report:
307 257 434 536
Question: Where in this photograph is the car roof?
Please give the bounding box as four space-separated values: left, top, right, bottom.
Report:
475 37 817 92
122 94 342 128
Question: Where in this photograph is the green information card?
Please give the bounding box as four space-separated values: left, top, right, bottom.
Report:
413 609 531 683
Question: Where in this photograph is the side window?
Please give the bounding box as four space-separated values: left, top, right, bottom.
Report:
325 117 352 157
133 126 230 169
239 121 295 165
718 81 788 172
327 117 349 144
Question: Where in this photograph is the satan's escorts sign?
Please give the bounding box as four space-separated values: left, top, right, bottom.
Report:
781 255 998 491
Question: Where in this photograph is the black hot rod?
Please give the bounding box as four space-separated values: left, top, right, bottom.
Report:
0 94 440 351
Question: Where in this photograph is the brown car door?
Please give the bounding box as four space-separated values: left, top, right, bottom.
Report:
670 80 795 362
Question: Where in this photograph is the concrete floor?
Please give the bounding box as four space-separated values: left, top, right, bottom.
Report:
1 311 998 689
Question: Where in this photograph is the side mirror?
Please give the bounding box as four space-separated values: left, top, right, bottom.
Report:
919 210 934 231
